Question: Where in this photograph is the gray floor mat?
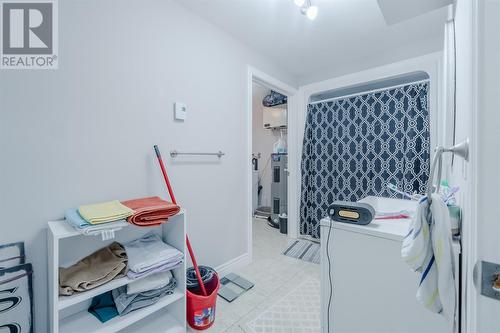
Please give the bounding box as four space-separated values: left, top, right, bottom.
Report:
282 239 320 264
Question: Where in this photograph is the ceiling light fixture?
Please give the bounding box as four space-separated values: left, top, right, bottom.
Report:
294 0 318 21
305 5 318 20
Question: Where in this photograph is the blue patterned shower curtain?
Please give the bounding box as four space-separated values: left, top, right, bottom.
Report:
299 83 430 238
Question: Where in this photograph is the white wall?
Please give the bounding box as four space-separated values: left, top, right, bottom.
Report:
251 83 281 208
0 0 296 330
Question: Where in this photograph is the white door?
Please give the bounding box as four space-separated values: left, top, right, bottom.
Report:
455 0 500 331
474 1 500 331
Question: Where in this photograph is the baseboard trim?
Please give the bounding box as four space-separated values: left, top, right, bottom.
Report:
215 253 251 277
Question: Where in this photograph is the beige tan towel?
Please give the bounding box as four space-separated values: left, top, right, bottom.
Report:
59 242 127 296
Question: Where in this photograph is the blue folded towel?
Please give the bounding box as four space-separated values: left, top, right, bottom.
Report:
65 208 129 229
88 291 119 323
65 209 90 229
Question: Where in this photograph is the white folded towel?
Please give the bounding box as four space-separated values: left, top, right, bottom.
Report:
126 271 172 295
123 233 183 273
401 194 456 325
79 222 128 237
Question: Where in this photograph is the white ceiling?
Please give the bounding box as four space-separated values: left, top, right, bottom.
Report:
377 0 453 25
176 0 449 85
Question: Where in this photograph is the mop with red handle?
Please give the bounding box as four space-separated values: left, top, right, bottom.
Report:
153 145 208 297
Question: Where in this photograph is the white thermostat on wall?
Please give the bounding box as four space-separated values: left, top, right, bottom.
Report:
174 102 187 120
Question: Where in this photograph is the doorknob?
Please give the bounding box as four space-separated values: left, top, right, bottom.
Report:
480 261 500 300
493 274 500 292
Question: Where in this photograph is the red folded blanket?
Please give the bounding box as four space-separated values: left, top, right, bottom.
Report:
121 196 180 227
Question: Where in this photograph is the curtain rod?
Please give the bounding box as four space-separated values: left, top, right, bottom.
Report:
309 78 430 105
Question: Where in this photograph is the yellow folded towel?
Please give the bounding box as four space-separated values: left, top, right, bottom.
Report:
78 200 134 225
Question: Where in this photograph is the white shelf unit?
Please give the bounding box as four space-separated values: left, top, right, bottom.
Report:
48 211 186 333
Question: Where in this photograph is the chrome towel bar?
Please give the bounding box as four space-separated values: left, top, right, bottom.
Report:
170 150 225 158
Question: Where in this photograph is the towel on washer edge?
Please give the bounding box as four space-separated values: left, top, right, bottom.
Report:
123 233 183 280
401 194 456 326
112 276 177 315
59 242 127 296
78 200 134 225
121 196 180 226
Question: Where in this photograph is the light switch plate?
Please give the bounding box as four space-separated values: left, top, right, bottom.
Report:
481 261 500 301
174 102 187 121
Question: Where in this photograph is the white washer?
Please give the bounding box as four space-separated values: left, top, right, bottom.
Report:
320 196 460 333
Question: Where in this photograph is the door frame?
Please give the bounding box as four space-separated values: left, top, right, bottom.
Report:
247 66 299 262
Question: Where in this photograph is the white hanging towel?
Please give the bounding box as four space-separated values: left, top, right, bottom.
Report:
401 194 456 325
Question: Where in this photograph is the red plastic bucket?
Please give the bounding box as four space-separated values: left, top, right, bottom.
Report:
186 273 220 330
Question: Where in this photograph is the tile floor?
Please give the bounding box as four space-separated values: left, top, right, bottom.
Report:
188 218 320 333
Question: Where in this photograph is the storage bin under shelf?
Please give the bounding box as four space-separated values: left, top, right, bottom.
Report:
48 210 187 333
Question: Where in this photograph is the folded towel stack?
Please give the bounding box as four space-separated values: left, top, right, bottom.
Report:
64 197 181 240
64 200 134 240
112 272 177 316
88 272 177 321
88 291 118 323
59 242 127 296
59 232 182 321
123 233 183 280
78 200 134 225
65 209 129 239
127 270 173 295
121 196 180 227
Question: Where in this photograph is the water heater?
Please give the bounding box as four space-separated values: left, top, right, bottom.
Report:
263 106 287 129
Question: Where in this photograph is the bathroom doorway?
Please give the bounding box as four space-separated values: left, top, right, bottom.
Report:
252 82 288 230
246 67 298 263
